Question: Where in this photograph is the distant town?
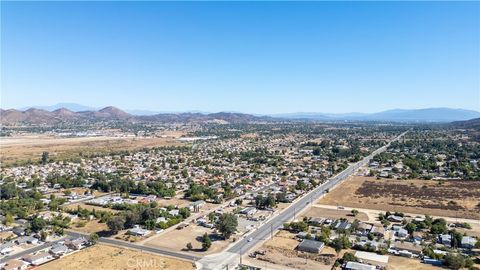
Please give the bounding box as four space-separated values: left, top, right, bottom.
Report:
0 109 479 270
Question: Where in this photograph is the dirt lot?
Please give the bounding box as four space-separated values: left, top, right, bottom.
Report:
63 202 119 214
71 220 109 234
253 230 337 270
300 206 369 222
37 244 194 270
387 256 440 270
319 176 480 219
143 224 232 256
155 198 191 208
0 135 183 165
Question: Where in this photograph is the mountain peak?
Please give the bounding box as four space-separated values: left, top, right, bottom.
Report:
53 107 75 115
98 106 131 118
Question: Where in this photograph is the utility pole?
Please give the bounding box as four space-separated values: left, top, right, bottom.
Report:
239 246 242 266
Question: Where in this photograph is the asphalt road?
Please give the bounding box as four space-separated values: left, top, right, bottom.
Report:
66 231 202 262
227 131 407 255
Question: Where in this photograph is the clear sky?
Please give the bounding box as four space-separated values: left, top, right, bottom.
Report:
1 1 479 114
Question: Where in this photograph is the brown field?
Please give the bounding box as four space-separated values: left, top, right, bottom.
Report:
36 244 194 270
387 256 441 270
63 202 119 214
0 135 183 165
71 220 109 234
319 176 480 219
301 206 369 222
155 198 191 208
143 224 232 256
254 230 337 270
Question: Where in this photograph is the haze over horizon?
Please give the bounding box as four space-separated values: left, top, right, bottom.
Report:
2 1 479 114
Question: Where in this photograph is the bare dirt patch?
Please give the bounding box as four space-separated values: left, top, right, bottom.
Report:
63 203 119 214
387 255 441 270
143 224 232 256
301 206 369 222
319 176 480 219
71 220 109 234
36 244 194 270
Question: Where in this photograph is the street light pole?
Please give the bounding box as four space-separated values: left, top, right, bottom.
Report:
240 246 242 266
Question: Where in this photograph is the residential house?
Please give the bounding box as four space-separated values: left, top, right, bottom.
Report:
49 244 69 256
22 252 53 265
355 251 389 267
461 236 477 249
387 215 404 223
15 236 38 245
129 225 151 237
297 239 324 254
65 237 88 250
439 234 452 246
0 242 14 255
344 261 376 270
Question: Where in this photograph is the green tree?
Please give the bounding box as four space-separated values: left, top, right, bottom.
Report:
202 233 212 251
342 252 357 263
89 232 99 244
186 242 193 251
405 223 417 235
216 213 238 239
30 217 47 233
4 213 14 226
40 230 48 241
444 253 465 270
107 216 125 233
351 209 359 217
41 152 49 164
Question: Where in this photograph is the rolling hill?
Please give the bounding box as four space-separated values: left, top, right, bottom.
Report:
0 106 272 125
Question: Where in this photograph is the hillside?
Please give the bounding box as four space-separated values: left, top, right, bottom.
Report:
0 107 271 125
451 117 480 130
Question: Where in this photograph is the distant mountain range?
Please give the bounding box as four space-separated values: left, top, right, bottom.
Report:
273 108 480 122
1 103 479 125
0 106 273 125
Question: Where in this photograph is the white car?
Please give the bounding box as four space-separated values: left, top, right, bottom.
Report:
248 237 253 242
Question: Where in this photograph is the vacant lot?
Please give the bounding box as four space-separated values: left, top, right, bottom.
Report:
63 202 119 213
301 206 369 222
387 256 440 270
37 244 194 270
319 176 480 219
143 224 232 256
0 135 182 165
254 230 336 270
71 220 109 234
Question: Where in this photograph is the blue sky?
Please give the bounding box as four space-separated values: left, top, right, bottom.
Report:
1 1 479 114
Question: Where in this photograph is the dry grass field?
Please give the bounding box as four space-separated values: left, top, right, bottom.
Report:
0 135 183 165
387 256 441 270
300 206 369 222
71 220 109 234
63 202 119 214
37 244 194 270
143 224 232 256
319 176 480 219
